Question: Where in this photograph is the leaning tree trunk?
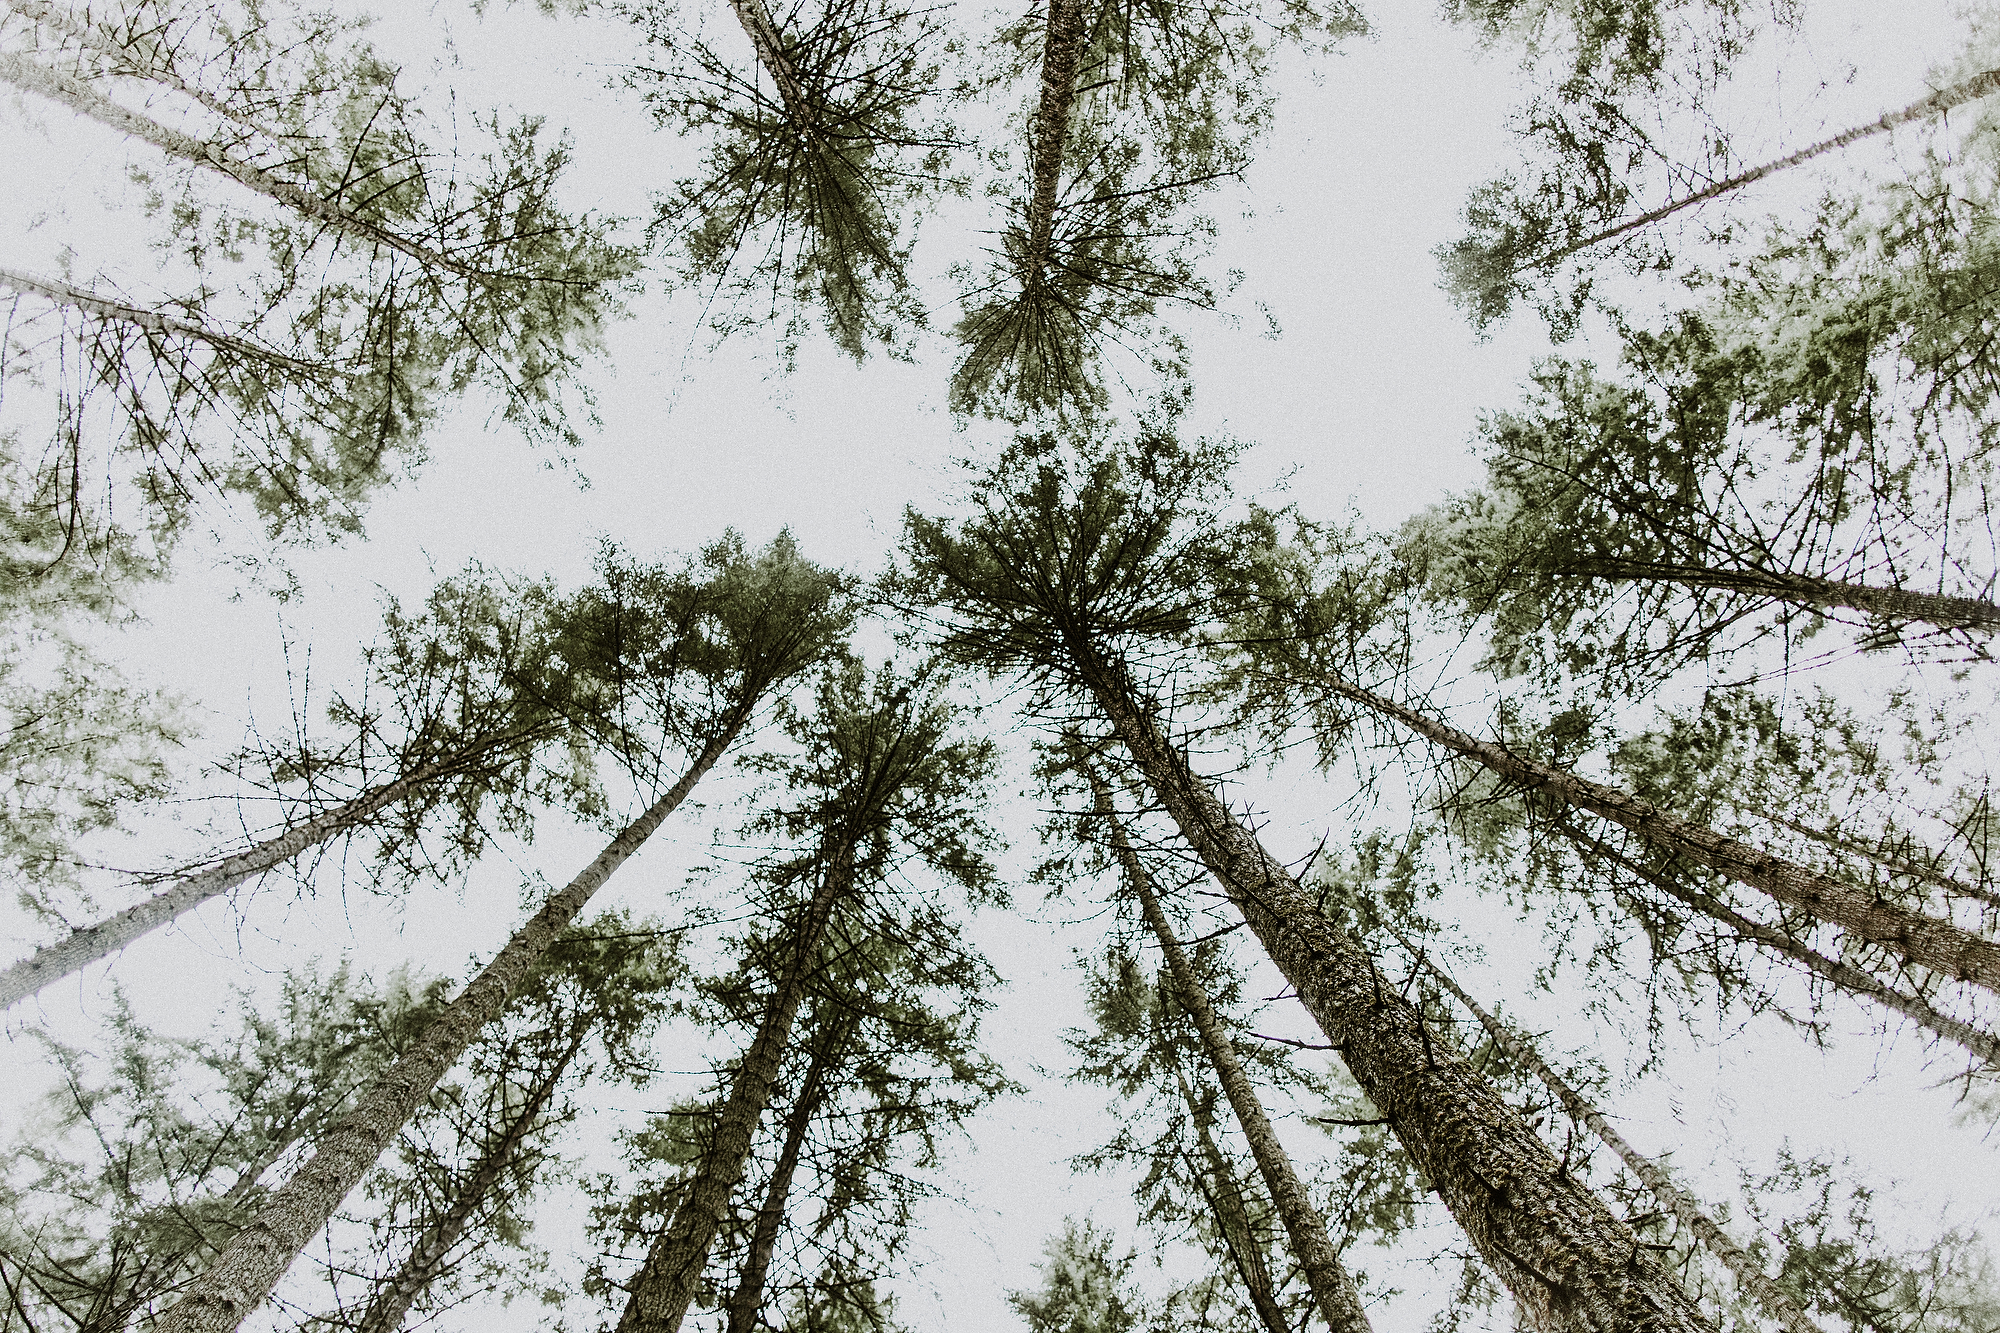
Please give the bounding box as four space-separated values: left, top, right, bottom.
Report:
1417 957 1823 1333
617 848 851 1333
1549 816 2000 1067
1564 559 2000 638
1082 764 1372 1333
353 1029 588 1333
721 1008 856 1333
726 0 814 128
0 757 457 1011
1065 640 1714 1333
1173 1065 1294 1333
1548 65 2000 262
151 708 752 1333
1023 0 1085 279
1316 671 2000 998
0 265 333 373
0 50 486 281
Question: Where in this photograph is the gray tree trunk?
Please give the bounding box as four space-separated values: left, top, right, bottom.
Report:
1318 672 2000 997
353 1029 588 1333
0 761 446 1011
1067 641 1714 1333
1565 559 2000 637
1174 1065 1294 1333
727 0 814 129
1420 959 1823 1333
1084 766 1372 1333
151 712 749 1333
1024 0 1084 276
617 847 851 1333
721 1009 855 1333
0 264 331 373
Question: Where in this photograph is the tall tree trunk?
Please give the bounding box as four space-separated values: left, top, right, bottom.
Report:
1065 641 1713 1333
1316 671 2000 998
151 710 750 1333
1082 763 1372 1333
721 1009 857 1333
1173 1065 1293 1333
1417 957 1823 1333
0 758 456 1011
1546 66 2000 263
618 846 852 1333
727 0 814 129
0 50 489 281
0 265 332 374
1561 559 2000 637
1550 816 2000 1067
1024 0 1085 279
353 1029 588 1333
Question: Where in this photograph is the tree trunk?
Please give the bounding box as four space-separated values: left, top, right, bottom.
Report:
0 50 488 282
1024 0 1085 277
1419 958 1823 1333
1083 764 1372 1333
353 1030 588 1333
1548 66 2000 262
1562 558 2000 637
721 1009 856 1333
1317 672 2000 998
1067 642 1714 1333
151 712 749 1333
0 265 332 374
727 0 815 130
0 760 450 1011
1174 1066 1294 1333
1550 817 2000 1067
617 846 851 1333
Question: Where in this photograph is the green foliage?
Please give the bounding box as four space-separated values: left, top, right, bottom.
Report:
1009 1220 1152 1333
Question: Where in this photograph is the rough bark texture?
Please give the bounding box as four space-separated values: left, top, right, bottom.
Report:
722 1011 855 1333
1069 643 1714 1333
1555 66 2000 260
1554 819 2000 1067
1422 961 1823 1333
1175 1066 1294 1333
152 718 746 1333
727 0 815 129
353 1030 586 1333
0 264 330 372
0 50 486 280
1565 560 2000 636
617 849 850 1333
1024 0 1084 275
0 763 443 1011
1085 770 1372 1333
1320 673 2000 997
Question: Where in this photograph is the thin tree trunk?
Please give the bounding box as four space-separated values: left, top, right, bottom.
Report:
1024 0 1085 277
618 846 851 1333
1550 816 2000 1067
0 760 451 1011
151 711 749 1333
1083 763 1372 1333
353 1029 588 1333
1544 66 2000 263
1562 559 2000 636
1417 957 1823 1333
727 0 814 129
1066 641 1713 1333
1761 810 2000 913
1174 1066 1293 1333
0 264 331 374
1317 672 2000 997
0 50 494 282
721 1009 856 1333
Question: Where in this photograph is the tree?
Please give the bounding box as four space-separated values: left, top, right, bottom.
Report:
1009 1220 1151 1333
148 530 850 1333
894 428 1714 1333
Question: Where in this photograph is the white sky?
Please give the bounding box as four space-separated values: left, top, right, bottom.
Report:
4 0 1999 1330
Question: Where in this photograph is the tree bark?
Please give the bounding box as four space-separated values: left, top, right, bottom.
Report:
617 846 851 1333
721 1009 856 1333
1560 558 2000 637
1550 817 2000 1068
0 50 494 282
151 712 749 1333
726 0 815 130
353 1030 587 1333
1067 642 1714 1333
1174 1065 1294 1333
0 760 449 1011
0 264 332 374
1083 764 1372 1333
1546 66 2000 263
1024 0 1085 278
1418 958 1823 1333
1317 672 2000 998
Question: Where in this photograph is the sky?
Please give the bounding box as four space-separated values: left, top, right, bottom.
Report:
3 0 1999 1329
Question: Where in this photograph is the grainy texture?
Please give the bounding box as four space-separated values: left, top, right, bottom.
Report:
1321 673 2000 997
1174 1065 1293 1333
0 265 328 372
1024 0 1084 275
1563 560 2000 636
1070 642 1714 1333
1423 960 1823 1333
727 0 815 128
